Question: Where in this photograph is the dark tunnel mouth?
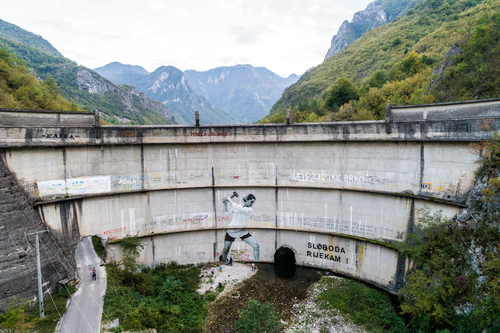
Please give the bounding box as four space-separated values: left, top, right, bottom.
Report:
274 246 297 279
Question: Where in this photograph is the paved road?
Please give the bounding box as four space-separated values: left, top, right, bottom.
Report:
56 237 106 333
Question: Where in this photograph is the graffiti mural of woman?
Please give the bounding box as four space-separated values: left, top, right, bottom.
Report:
221 192 260 262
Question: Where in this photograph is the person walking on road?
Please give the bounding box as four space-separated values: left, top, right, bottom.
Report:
92 267 96 281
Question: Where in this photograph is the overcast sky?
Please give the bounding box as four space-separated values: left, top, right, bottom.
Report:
1 0 373 78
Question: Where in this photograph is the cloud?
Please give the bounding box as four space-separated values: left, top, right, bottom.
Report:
231 26 262 45
220 57 235 64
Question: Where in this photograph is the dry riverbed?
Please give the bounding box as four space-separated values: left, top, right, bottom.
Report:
199 263 367 333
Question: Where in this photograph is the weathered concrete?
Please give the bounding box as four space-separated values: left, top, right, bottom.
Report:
1 141 479 203
1 99 499 296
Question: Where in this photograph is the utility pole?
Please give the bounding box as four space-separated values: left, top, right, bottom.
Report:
25 229 49 318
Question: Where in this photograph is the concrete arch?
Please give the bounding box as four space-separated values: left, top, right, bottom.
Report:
274 245 298 279
275 244 299 260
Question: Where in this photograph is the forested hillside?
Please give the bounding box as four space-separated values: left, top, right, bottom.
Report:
262 0 500 123
0 49 78 111
0 18 62 57
0 36 174 125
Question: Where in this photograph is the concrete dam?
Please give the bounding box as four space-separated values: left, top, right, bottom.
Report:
1 98 499 305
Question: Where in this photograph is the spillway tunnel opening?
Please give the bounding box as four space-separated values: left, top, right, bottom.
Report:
274 246 297 279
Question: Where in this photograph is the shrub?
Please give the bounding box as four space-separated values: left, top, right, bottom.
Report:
319 278 406 332
91 235 106 259
235 298 283 333
104 262 206 332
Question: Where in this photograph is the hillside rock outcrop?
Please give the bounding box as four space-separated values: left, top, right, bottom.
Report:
324 0 420 61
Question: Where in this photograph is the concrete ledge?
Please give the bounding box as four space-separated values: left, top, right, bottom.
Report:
31 184 468 208
0 116 498 148
107 225 400 250
0 108 96 127
390 98 500 121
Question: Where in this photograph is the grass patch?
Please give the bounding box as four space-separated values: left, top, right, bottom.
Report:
103 262 208 332
91 235 106 260
318 277 406 333
0 284 76 333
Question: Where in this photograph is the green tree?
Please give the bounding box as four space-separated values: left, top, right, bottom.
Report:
43 74 61 97
235 298 283 333
120 234 144 274
400 51 425 77
430 12 500 102
325 77 359 109
368 69 389 88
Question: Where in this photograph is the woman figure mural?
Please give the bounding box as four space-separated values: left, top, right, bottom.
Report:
221 192 260 262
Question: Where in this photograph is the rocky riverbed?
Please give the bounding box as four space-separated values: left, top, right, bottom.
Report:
199 263 367 333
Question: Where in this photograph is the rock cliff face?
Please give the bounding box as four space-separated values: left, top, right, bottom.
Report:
0 157 75 310
429 42 463 88
77 68 173 121
324 0 420 61
77 68 119 95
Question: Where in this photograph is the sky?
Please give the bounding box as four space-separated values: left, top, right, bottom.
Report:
1 0 373 78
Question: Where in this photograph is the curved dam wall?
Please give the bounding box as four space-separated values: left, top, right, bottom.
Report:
1 99 499 294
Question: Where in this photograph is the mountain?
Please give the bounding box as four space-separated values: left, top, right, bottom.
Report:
324 0 421 61
0 18 62 57
264 0 498 123
95 63 239 125
95 62 298 124
137 66 239 125
0 22 174 125
184 65 299 123
93 61 149 86
75 67 173 123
